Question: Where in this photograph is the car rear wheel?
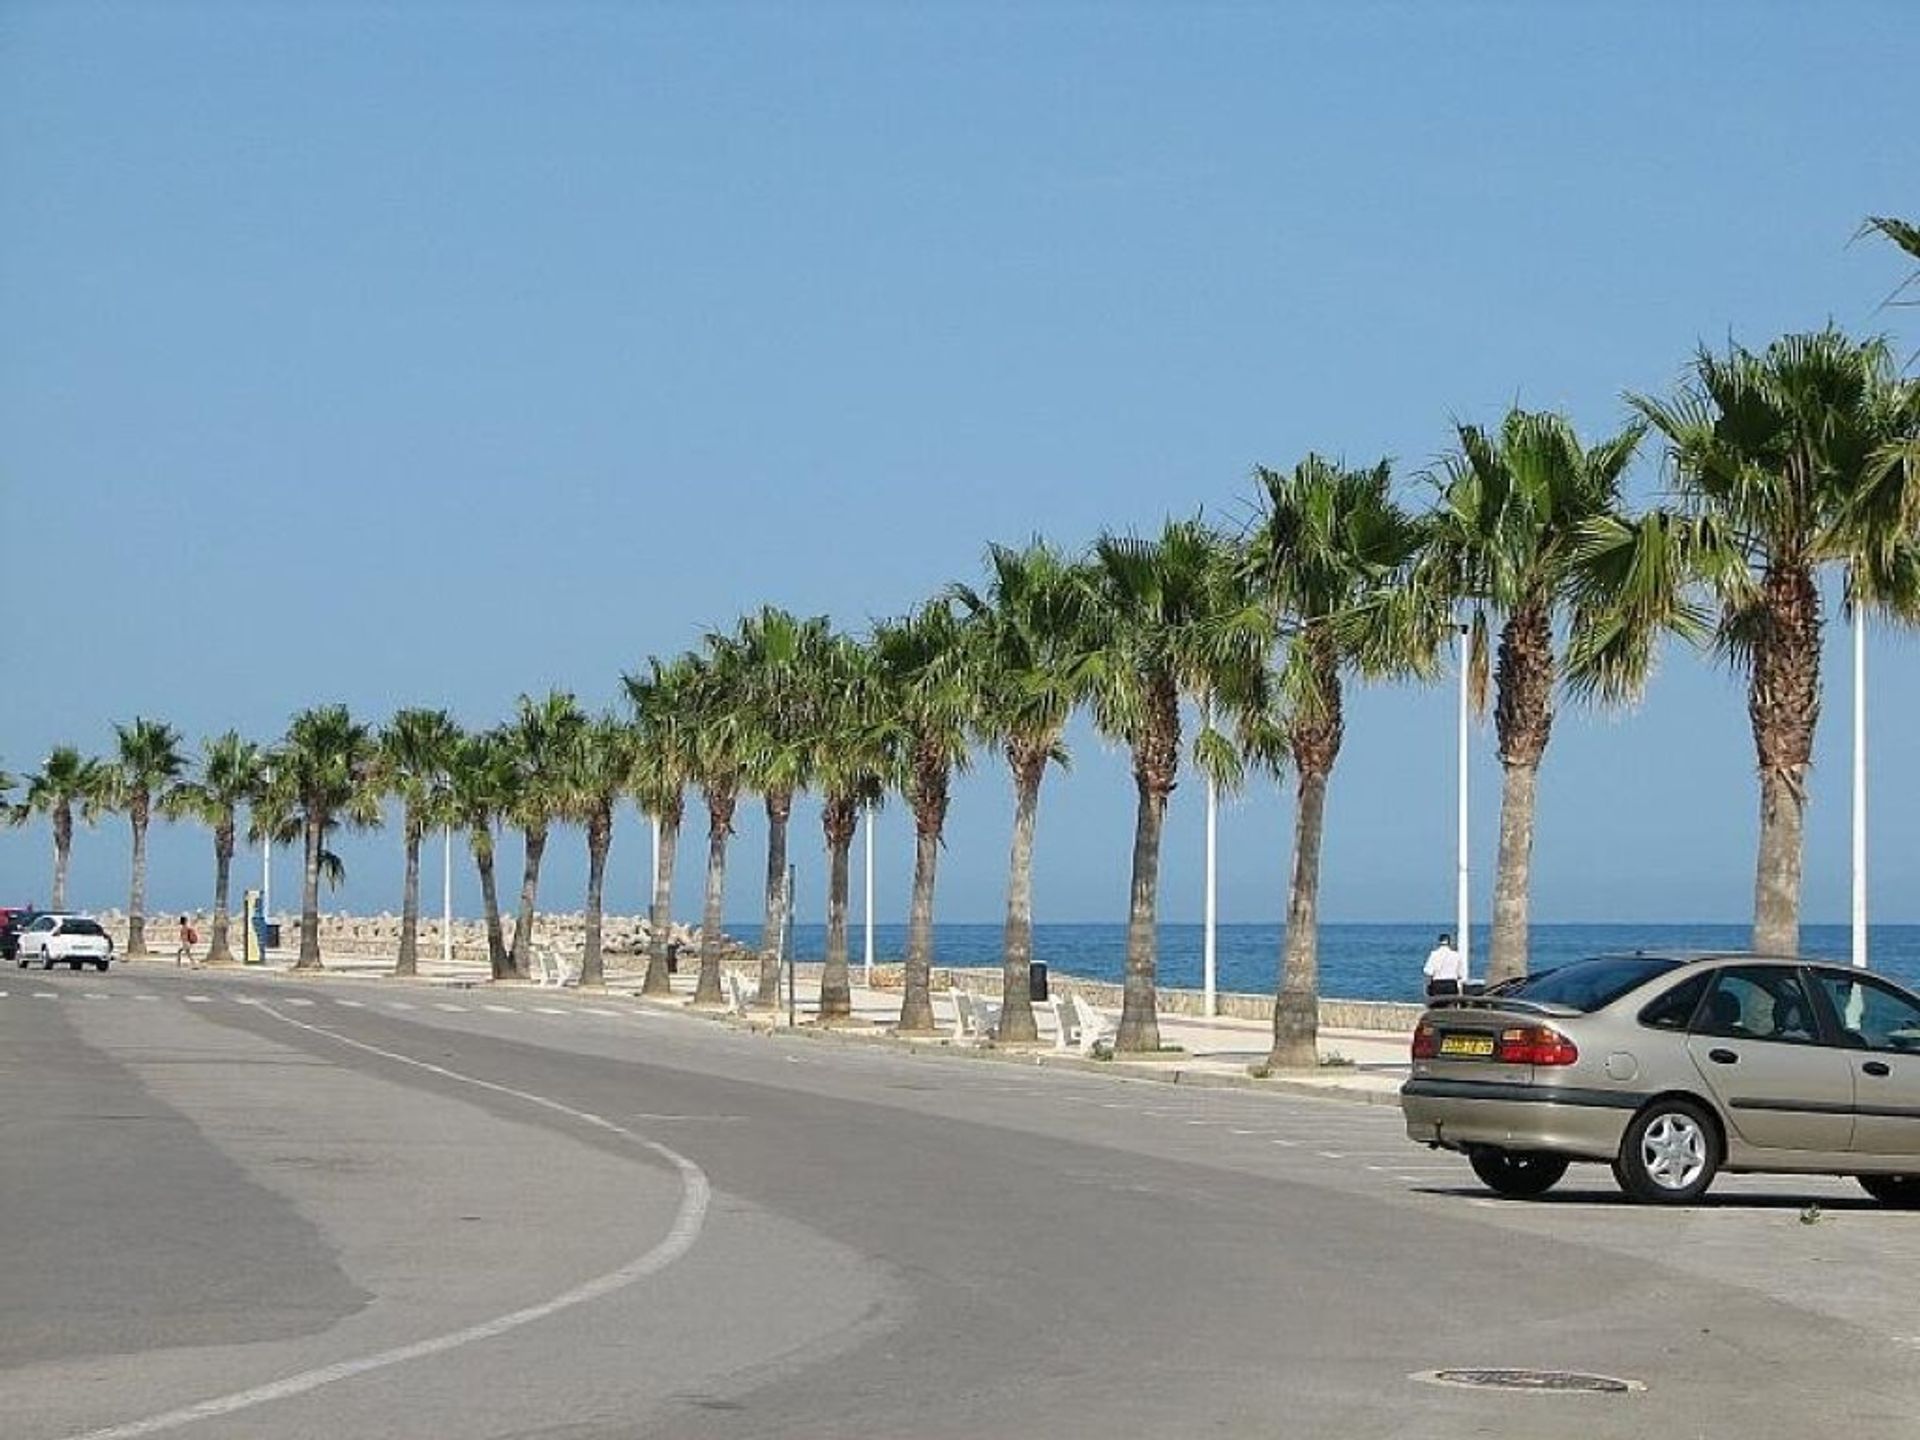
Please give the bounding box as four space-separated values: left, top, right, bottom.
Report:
1857 1174 1920 1208
40 952 53 970
1617 1098 1718 1203
95 959 110 972
1468 1150 1570 1198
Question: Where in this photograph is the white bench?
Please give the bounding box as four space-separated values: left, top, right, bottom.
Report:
948 987 1002 1041
1064 993 1116 1056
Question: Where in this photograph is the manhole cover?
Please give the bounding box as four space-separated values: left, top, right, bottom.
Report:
1413 1369 1644 1394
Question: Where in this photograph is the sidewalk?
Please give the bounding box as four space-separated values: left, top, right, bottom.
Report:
173 950 1411 1107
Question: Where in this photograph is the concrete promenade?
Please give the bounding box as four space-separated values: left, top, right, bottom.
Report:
204 944 1412 1104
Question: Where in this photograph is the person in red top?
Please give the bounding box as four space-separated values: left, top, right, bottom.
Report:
176 915 199 968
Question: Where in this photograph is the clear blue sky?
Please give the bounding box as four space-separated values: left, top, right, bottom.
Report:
2 2 1916 930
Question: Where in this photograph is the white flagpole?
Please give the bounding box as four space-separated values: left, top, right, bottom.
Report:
863 811 875 987
1853 603 1868 970
1457 622 1471 984
442 824 453 968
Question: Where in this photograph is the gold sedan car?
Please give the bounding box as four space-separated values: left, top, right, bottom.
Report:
1400 952 1920 1204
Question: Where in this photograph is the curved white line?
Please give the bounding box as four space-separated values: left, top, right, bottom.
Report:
66 1004 711 1440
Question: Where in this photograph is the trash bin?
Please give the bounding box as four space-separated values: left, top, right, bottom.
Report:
666 939 682 975
264 922 282 948
1030 960 1049 1002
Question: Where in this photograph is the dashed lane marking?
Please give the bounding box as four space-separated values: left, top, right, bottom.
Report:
532 1006 567 1015
482 1005 517 1014
34 991 57 999
133 995 159 1002
581 1007 621 1017
433 1003 468 1012
386 1002 415 1011
282 998 315 1007
333 999 365 1008
183 996 211 1004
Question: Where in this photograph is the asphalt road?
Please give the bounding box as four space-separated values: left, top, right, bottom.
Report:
4 964 1917 1439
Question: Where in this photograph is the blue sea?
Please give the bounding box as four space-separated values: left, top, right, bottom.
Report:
773 922 1920 1003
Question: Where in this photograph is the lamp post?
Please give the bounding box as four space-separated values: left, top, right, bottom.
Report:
442 824 454 969
862 809 875 988
1853 602 1868 971
1456 622 1471 984
1203 701 1218 1019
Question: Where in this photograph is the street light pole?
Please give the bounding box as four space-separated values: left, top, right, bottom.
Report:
1853 602 1868 971
1457 622 1471 985
863 809 875 988
1203 699 1218 1018
442 824 454 970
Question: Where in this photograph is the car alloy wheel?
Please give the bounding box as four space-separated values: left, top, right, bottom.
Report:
1617 1099 1718 1204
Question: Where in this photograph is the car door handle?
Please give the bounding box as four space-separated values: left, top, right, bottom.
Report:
1708 1048 1739 1065
1862 1061 1892 1078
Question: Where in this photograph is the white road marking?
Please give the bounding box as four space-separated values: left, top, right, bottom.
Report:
581 1007 620 1017
83 992 111 1000
1270 1139 1298 1148
433 1003 468 1012
386 1001 415 1011
532 1006 567 1015
281 998 315 1007
1317 1151 1346 1159
133 995 160 1002
183 996 211 1004
333 999 365 1008
62 1004 713 1440
482 1004 517 1015
34 991 57 999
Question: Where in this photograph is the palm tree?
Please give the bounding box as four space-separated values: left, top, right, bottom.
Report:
276 705 378 970
22 747 108 910
729 608 828 1007
1864 215 1920 261
684 646 747 1007
625 656 698 996
162 732 265 964
806 632 891 1022
1632 330 1920 954
448 729 518 979
1423 411 1647 985
873 599 979 1033
954 542 1089 1043
504 691 586 975
558 713 633 987
379 708 461 977
1080 519 1269 1054
1246 457 1436 1069
106 718 187 956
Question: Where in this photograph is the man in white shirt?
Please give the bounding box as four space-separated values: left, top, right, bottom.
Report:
1423 932 1466 999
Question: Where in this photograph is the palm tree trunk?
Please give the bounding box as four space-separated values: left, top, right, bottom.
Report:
581 811 610 987
511 824 547 975
294 813 324 970
396 813 422 977
1487 603 1553 985
694 794 733 1007
899 813 942 1033
1116 772 1168 1054
1750 565 1820 955
1753 769 1806 955
643 813 681 994
474 830 511 980
756 791 791 1006
51 802 72 911
127 800 150 956
822 838 854 1020
995 749 1047 1044
819 798 856 1021
1486 761 1541 986
1270 766 1331 1068
208 820 235 965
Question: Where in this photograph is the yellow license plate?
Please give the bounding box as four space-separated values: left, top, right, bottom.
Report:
1439 1034 1495 1058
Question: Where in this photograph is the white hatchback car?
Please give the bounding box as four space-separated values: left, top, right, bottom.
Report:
16 914 115 971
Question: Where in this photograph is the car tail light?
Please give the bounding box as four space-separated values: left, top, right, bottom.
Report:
1411 1021 1438 1060
1496 1025 1578 1067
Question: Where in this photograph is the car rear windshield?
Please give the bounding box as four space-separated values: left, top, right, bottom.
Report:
1499 956 1682 1013
62 920 106 937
